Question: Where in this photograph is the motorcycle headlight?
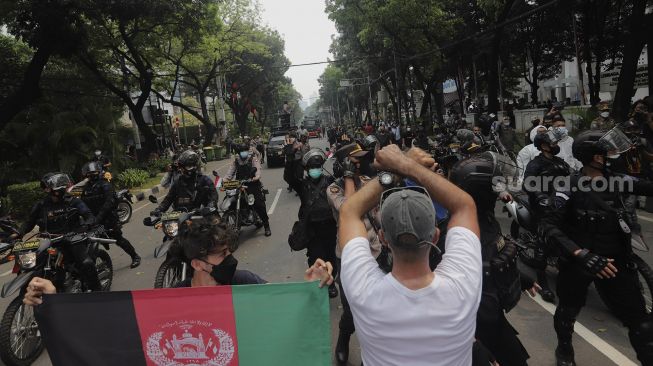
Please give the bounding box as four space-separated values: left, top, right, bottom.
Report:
164 222 179 237
18 252 37 269
247 194 256 206
226 189 237 196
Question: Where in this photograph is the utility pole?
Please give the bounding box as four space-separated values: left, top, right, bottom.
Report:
498 58 505 113
393 44 401 124
572 14 587 105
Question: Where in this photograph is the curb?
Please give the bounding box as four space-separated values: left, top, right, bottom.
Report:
135 184 162 202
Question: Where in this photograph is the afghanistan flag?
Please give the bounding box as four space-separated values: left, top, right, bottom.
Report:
35 282 331 366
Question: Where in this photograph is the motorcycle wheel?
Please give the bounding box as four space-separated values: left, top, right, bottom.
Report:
95 249 113 291
0 297 44 366
223 212 240 234
598 254 653 315
116 200 133 225
154 258 186 288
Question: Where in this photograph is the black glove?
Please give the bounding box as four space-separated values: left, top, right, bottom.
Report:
342 158 357 178
576 249 610 276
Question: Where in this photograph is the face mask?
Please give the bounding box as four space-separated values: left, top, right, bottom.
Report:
550 145 561 155
555 127 568 137
502 121 510 126
308 168 322 179
600 112 610 118
239 151 249 159
206 254 238 285
607 153 621 159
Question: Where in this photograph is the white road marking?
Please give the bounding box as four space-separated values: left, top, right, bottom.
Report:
528 293 637 366
267 189 282 215
638 214 653 223
1 269 12 277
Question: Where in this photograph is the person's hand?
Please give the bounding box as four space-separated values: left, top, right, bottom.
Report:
498 191 512 203
304 259 334 288
373 144 418 176
341 158 357 178
406 147 438 171
23 277 56 306
574 249 618 279
526 282 542 297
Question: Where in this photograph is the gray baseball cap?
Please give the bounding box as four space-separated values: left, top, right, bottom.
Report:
380 188 437 248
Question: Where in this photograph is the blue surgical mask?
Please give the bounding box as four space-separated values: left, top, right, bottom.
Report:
239 151 249 159
308 168 322 179
555 127 568 137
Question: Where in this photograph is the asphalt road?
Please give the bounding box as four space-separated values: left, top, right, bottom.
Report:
1 138 652 365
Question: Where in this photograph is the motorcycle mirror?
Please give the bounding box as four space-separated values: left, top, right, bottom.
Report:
212 170 219 177
148 195 158 204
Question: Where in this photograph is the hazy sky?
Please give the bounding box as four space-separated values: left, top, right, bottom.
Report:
258 0 337 105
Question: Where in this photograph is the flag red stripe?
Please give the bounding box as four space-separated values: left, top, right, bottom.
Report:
132 287 239 366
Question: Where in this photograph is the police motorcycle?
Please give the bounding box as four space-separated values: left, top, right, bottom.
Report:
143 196 217 288
0 202 19 265
0 226 114 366
218 169 266 234
68 175 133 225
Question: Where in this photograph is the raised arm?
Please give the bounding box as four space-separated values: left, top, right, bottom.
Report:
375 146 480 238
338 178 383 251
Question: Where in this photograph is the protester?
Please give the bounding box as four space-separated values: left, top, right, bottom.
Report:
338 144 481 365
516 125 548 184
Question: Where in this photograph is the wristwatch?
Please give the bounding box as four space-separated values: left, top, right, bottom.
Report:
378 171 397 189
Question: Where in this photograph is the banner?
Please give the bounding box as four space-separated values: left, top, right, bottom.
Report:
35 282 331 366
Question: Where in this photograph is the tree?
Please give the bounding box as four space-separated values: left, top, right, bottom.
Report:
223 26 291 135
76 0 210 154
0 0 86 128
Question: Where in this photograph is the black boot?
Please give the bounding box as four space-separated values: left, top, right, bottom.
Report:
335 330 350 365
555 342 576 366
130 255 141 269
264 222 271 237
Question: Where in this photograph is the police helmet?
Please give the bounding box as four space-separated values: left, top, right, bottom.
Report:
41 173 72 191
302 148 327 168
360 135 378 151
81 161 103 177
235 144 250 153
177 150 200 170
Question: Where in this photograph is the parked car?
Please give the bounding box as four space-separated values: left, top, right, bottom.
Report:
307 127 318 139
266 136 286 167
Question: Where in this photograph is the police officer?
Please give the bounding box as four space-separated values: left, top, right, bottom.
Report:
523 132 572 303
326 143 384 365
591 101 616 130
21 173 101 291
450 153 533 366
151 150 218 216
80 162 141 268
539 129 653 365
297 149 338 298
225 144 271 236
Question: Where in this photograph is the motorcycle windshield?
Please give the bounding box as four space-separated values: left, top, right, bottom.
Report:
600 127 632 154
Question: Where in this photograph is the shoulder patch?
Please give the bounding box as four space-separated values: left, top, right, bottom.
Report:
330 186 340 194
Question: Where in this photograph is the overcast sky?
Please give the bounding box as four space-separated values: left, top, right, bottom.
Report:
258 0 337 105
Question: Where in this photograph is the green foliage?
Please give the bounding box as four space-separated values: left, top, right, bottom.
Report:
142 158 172 178
5 181 43 222
115 169 150 189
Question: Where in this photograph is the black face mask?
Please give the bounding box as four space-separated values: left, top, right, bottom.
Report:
205 254 238 285
550 145 561 155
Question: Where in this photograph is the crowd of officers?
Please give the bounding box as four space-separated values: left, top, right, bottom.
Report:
290 97 653 365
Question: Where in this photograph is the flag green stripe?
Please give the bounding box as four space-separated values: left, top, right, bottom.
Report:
232 281 331 366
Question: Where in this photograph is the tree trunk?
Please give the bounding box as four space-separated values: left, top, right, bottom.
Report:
613 2 648 122
129 105 157 155
198 92 216 143
487 47 500 113
0 45 52 129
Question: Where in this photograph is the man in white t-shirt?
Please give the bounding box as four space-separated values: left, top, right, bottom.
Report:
338 144 482 366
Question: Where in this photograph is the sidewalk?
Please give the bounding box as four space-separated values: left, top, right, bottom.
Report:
133 158 235 202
